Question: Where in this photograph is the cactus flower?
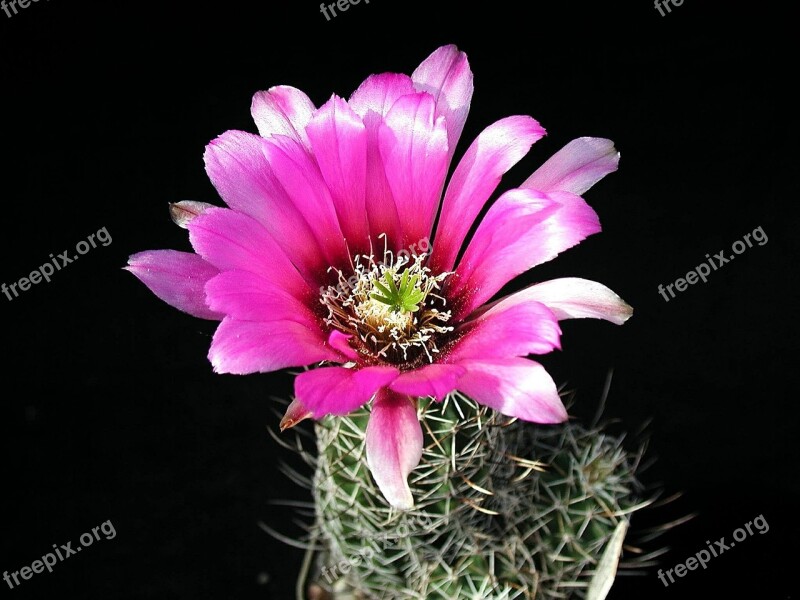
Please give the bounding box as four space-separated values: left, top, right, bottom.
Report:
127 45 632 510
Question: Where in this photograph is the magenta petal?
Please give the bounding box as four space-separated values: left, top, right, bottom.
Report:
432 116 547 273
327 330 359 361
349 73 415 246
349 72 416 119
378 92 449 247
455 358 567 423
205 270 318 325
295 365 399 417
203 130 286 224
306 95 369 253
188 207 312 300
251 85 316 147
412 45 474 165
208 317 338 375
262 135 348 266
448 299 561 362
523 137 619 195
366 389 423 510
126 250 222 320
389 364 466 401
492 278 633 325
203 131 327 280
451 189 601 320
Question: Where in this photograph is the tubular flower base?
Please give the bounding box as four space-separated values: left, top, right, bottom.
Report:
304 392 657 600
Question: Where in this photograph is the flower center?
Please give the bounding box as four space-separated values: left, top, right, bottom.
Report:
320 241 453 365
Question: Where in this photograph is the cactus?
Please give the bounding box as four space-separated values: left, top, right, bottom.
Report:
282 389 658 600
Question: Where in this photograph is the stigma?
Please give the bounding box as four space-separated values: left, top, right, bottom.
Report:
320 240 453 365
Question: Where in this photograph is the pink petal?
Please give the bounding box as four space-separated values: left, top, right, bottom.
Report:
488 278 633 325
251 85 316 147
366 389 423 510
523 137 619 195
327 330 359 361
203 131 327 280
349 72 416 119
412 45 474 165
388 364 466 401
208 317 338 375
188 207 312 300
125 250 222 320
306 95 369 254
279 398 313 432
262 134 348 266
447 298 561 362
455 358 567 423
205 270 319 325
378 93 449 248
431 116 547 273
349 73 415 246
295 365 399 417
450 189 601 320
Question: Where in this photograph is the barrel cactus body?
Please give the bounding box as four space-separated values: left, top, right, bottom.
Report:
309 392 647 599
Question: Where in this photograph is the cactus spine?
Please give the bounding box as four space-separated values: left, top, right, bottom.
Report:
303 391 651 599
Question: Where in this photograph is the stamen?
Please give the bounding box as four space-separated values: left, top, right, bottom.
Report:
320 243 453 365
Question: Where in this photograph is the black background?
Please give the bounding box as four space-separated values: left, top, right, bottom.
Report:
1 1 797 599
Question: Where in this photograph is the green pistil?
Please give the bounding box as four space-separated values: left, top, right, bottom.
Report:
370 269 425 313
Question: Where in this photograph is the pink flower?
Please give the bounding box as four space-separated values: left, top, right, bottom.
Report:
127 45 631 509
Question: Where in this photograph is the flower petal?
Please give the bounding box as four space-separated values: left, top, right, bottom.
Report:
431 116 547 273
125 250 222 320
327 330 359 361
389 364 466 401
455 358 567 423
488 278 633 325
262 134 349 266
251 85 316 147
295 365 399 417
447 298 561 362
412 44 474 164
279 398 313 432
366 389 423 510
522 137 619 195
378 92 449 247
450 189 601 320
188 207 313 300
306 95 370 254
349 73 415 246
208 317 338 375
349 72 416 119
203 131 327 280
205 270 319 325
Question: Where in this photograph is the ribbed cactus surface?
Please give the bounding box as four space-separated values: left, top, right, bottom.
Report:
305 392 649 600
